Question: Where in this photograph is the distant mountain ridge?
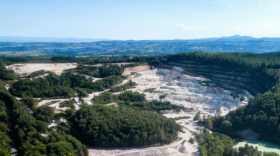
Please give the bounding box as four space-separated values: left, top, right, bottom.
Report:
0 35 280 43
1 35 280 54
0 36 110 42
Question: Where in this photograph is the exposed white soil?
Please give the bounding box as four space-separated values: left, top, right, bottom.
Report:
87 67 251 156
38 97 82 111
128 67 251 118
38 99 72 111
6 63 77 76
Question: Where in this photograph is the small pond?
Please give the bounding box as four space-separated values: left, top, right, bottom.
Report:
234 140 280 154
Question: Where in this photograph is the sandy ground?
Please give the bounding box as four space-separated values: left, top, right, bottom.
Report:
6 63 77 76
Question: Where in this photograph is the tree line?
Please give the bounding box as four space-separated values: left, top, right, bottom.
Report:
75 64 124 78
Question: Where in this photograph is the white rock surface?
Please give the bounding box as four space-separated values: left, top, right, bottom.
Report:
6 63 77 76
128 67 251 118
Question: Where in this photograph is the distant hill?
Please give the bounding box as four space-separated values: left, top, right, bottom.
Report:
0 36 110 42
0 35 280 54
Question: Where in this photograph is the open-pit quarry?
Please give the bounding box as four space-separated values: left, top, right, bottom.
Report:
86 65 251 156
8 63 252 156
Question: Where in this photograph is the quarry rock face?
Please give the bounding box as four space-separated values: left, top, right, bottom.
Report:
130 67 251 117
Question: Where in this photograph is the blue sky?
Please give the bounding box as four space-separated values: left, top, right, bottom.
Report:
0 0 279 40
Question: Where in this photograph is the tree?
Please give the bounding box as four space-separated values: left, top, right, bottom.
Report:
220 120 232 131
34 106 55 123
193 111 200 121
205 119 213 130
188 137 194 144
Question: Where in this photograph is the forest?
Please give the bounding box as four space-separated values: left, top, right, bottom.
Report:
0 62 14 80
0 81 88 156
71 105 181 147
9 72 123 98
202 92 280 146
195 129 279 156
0 99 12 155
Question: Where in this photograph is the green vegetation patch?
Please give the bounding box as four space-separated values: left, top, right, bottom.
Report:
160 86 175 90
0 62 14 80
195 129 279 156
10 72 123 98
159 94 168 99
93 91 145 105
230 92 239 99
59 100 75 109
75 64 124 78
93 90 182 112
72 105 181 147
144 88 156 93
109 80 137 93
27 70 51 78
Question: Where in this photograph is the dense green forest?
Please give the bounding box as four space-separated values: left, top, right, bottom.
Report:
0 82 88 156
203 92 280 145
71 105 181 147
0 99 12 156
195 129 279 156
10 72 123 98
0 62 14 80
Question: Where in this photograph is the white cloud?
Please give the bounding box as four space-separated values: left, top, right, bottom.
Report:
257 23 270 28
175 24 209 31
175 23 195 31
224 3 234 12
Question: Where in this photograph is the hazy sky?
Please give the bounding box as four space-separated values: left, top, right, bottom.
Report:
1 0 280 40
